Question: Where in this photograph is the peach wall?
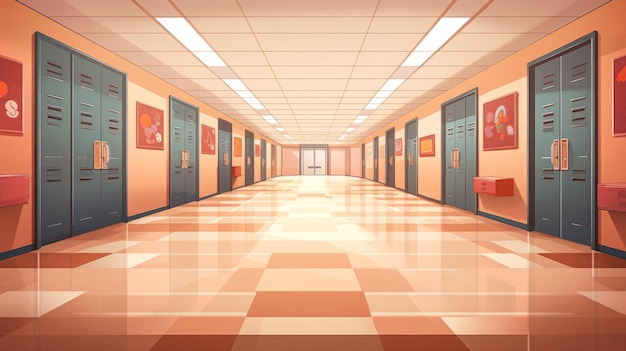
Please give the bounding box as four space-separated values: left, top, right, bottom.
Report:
364 141 373 180
599 46 626 251
127 83 168 216
282 147 300 176
329 147 347 175
350 146 362 177
266 142 272 179
394 127 405 190
417 112 442 201
199 113 218 198
378 137 386 184
477 78 528 224
276 145 283 176
0 1 281 256
232 127 244 189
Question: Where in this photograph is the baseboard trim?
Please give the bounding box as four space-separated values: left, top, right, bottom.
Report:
477 211 529 231
0 244 35 261
127 206 168 222
597 245 626 260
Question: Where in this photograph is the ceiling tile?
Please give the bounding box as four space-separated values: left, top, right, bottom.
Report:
173 0 243 16
256 34 366 51
118 34 186 51
375 0 450 16
243 78 283 91
133 0 179 16
426 51 514 66
142 66 216 79
189 17 252 33
355 52 409 66
265 52 358 66
273 66 353 79
480 0 593 16
220 52 269 66
61 0 145 16
444 33 540 52
465 16 571 34
203 34 262 51
361 34 423 52
237 0 379 16
446 0 490 17
344 78 386 91
247 17 372 33
231 66 276 79
368 17 437 33
279 79 348 91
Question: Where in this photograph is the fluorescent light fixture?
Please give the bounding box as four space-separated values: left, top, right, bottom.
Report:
193 51 225 67
276 127 285 132
157 17 213 52
402 51 434 67
354 115 368 124
263 115 277 124
250 103 265 110
243 97 261 105
417 17 469 52
401 17 469 67
381 78 405 92
223 79 248 91
340 134 349 139
346 127 355 133
366 97 386 110
375 90 393 99
236 90 255 99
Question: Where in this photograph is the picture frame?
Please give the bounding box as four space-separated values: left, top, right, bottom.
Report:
136 102 164 150
394 138 402 156
0 56 23 135
419 134 435 157
483 92 518 150
255 144 260 157
613 54 626 136
234 137 242 157
201 124 216 155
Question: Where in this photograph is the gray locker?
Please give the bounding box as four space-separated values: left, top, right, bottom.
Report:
170 97 198 207
218 119 232 194
373 137 379 182
245 130 254 185
386 127 395 188
405 119 418 196
261 139 266 181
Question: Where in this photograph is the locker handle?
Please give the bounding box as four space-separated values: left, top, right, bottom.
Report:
551 139 560 170
102 141 109 170
560 138 569 171
93 140 101 170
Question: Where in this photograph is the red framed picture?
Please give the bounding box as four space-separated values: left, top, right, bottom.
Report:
201 125 216 155
419 134 435 157
614 54 626 136
136 102 164 150
255 144 260 157
234 137 242 157
483 92 518 150
0 56 23 135
394 138 402 156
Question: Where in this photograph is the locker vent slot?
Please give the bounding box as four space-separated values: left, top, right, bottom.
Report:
46 106 64 126
571 63 587 83
108 118 120 134
46 61 64 81
456 124 465 138
542 103 555 108
174 111 183 121
80 119 94 130
466 122 476 137
186 114 195 123
80 73 94 91
570 97 587 128
108 168 120 180
571 169 586 181
46 168 63 182
446 127 454 140
186 130 194 143
79 168 93 181
542 168 555 180
174 127 182 143
542 74 555 90
108 84 120 98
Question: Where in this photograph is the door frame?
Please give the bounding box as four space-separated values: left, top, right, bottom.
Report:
386 127 395 188
527 32 598 249
405 118 418 196
440 88 478 213
299 144 328 175
217 118 232 194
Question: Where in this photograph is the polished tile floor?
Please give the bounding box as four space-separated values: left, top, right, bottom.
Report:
1 176 626 350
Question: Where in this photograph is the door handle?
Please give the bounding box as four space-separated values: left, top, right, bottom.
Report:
101 141 109 170
94 140 101 170
450 150 455 168
560 138 569 171
551 139 560 170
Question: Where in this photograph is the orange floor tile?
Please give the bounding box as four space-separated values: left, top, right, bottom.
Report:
1 176 626 350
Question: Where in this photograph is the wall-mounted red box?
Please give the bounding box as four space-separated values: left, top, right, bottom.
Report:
232 166 242 177
473 176 514 196
0 174 29 207
598 183 626 213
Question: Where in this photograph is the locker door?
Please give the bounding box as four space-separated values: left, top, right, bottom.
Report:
245 130 254 185
261 139 267 181
386 128 395 187
533 57 562 237
465 95 477 213
38 40 72 245
100 67 124 227
315 148 327 175
444 103 456 205
361 144 365 178
183 104 198 204
373 137 379 182
271 144 277 178
405 119 417 196
72 56 102 234
218 127 232 194
170 99 186 207
453 99 466 209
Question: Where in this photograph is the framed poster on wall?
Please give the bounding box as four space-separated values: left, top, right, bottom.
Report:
136 102 164 150
419 135 435 157
614 54 626 136
0 56 23 135
394 138 402 156
201 124 216 155
255 144 260 157
483 92 518 150
234 137 242 157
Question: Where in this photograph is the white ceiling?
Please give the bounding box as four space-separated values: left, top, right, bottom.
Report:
18 0 610 145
